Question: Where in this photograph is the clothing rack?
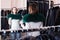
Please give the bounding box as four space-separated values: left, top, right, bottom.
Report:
0 25 60 35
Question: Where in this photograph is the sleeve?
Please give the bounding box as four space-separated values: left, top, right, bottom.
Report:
6 14 11 19
7 14 12 25
8 17 12 25
20 20 25 28
23 14 30 23
21 14 29 28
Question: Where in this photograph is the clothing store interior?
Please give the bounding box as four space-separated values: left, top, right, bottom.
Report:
0 0 60 40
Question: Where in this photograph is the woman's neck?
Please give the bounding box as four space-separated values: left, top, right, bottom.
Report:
13 12 16 15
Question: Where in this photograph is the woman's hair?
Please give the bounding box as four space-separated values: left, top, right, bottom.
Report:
28 3 38 11
11 7 18 13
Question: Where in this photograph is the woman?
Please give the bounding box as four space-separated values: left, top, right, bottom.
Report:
22 3 45 40
7 7 22 40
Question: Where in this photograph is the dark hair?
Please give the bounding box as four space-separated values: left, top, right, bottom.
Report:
11 7 18 13
51 1 53 2
28 3 38 10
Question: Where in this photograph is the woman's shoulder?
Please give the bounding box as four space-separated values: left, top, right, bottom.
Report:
7 13 13 18
23 14 30 18
38 13 45 17
8 13 12 15
38 13 45 21
23 14 30 22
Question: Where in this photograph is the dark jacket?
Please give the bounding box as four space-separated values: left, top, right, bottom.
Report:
45 6 59 26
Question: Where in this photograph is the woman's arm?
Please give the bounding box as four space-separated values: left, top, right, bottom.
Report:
8 18 12 26
20 20 26 29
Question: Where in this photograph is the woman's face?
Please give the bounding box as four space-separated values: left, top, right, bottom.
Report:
12 7 17 14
